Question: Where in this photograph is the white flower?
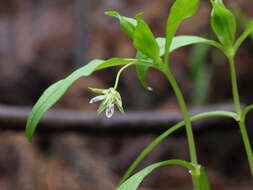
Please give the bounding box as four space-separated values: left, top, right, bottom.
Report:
89 87 124 118
89 95 106 103
105 103 114 118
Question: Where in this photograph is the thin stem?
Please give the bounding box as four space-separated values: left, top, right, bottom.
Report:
113 63 134 89
163 40 198 163
119 111 237 184
162 64 198 164
228 56 253 177
239 120 253 176
228 57 241 116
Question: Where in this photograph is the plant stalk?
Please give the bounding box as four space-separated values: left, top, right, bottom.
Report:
114 63 134 89
162 64 198 165
239 120 253 176
228 57 241 116
228 56 253 176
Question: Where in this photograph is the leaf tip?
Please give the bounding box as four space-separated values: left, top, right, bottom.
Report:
105 11 119 18
135 12 144 20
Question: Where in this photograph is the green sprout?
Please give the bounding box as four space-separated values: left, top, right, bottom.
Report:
25 0 253 189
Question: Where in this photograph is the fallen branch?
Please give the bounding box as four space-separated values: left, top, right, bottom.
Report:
0 103 238 136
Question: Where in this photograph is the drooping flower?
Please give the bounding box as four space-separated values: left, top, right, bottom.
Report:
89 87 124 118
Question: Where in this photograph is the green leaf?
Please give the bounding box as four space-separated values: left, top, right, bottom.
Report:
119 110 237 184
117 160 195 190
191 165 211 190
136 35 222 91
133 14 160 62
89 87 107 93
106 11 160 62
165 0 200 55
25 58 153 141
135 51 153 91
189 44 211 105
105 11 137 38
234 21 253 52
132 15 160 90
106 11 160 90
210 0 236 50
157 35 223 56
135 65 152 91
95 58 153 70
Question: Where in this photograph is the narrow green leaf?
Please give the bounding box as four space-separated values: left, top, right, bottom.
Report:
120 110 237 184
165 0 200 55
137 35 222 91
89 87 107 93
95 58 153 70
189 44 211 105
25 58 153 140
133 15 160 61
135 51 153 91
234 21 253 52
25 59 102 141
106 11 159 90
135 65 152 91
191 165 211 190
106 11 160 62
105 11 137 38
117 160 195 190
157 35 223 56
210 0 236 49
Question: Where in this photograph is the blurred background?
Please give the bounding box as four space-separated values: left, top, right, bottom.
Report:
0 0 253 189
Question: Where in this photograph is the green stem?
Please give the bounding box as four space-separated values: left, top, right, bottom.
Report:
228 57 241 116
239 120 253 176
113 63 134 89
228 56 253 177
162 64 198 164
119 111 237 184
164 41 198 190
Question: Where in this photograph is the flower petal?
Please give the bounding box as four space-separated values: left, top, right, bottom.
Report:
106 103 114 118
89 95 106 103
97 100 107 115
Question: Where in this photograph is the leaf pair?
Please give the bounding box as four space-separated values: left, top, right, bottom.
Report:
106 11 160 63
117 160 210 190
107 0 200 90
210 0 253 55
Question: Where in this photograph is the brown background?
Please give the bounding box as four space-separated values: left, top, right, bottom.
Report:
0 0 252 189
